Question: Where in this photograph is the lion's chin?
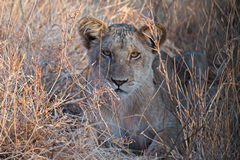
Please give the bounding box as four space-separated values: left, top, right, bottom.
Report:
113 88 130 100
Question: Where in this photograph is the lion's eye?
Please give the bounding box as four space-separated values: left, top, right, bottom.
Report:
130 52 140 59
101 50 111 57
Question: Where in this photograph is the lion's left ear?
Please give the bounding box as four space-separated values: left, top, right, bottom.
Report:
138 23 167 49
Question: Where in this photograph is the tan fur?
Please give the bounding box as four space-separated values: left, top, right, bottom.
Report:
78 17 207 156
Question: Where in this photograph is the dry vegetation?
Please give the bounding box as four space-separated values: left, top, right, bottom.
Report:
0 0 239 159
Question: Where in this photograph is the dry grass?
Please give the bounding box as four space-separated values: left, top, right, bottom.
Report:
0 0 239 159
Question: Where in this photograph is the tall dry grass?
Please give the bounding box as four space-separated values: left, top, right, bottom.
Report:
0 0 239 159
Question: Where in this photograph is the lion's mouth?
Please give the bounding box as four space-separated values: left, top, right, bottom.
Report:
115 88 127 93
115 88 123 92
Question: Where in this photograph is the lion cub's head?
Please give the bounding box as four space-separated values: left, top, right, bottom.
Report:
78 17 167 100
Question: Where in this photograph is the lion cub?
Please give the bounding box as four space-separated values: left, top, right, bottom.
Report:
78 17 207 156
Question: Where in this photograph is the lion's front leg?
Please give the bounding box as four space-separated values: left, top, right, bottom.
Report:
145 128 179 156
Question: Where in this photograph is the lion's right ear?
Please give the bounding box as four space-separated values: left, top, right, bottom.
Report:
78 17 107 49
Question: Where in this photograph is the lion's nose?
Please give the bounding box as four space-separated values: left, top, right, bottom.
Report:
111 77 128 86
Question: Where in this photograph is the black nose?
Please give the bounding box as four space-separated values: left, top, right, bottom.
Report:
111 77 128 86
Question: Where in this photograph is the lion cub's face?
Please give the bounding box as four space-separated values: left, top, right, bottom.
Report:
78 18 167 100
